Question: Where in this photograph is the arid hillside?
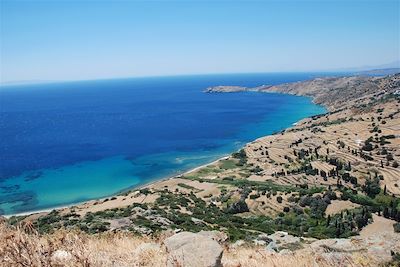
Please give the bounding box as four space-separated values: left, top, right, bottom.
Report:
207 74 400 111
2 73 400 267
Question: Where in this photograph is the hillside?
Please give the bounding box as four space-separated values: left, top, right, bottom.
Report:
2 73 400 267
207 74 400 111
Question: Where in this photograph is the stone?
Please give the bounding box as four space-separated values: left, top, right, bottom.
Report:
51 250 73 263
108 218 131 230
164 231 223 267
198 230 228 243
191 217 206 225
254 240 267 246
231 240 246 249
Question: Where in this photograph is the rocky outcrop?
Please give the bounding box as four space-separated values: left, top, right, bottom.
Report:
205 86 248 93
164 231 223 267
310 232 400 264
198 230 228 243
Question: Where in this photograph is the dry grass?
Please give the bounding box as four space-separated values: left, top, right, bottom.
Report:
0 221 382 267
222 245 377 267
0 222 167 267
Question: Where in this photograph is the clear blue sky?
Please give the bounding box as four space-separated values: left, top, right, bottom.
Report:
0 0 399 83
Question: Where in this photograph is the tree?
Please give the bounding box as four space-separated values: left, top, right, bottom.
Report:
283 207 290 212
362 178 381 198
383 207 389 218
226 200 249 214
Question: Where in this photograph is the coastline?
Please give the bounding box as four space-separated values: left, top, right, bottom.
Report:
2 103 315 218
3 89 329 218
4 155 231 218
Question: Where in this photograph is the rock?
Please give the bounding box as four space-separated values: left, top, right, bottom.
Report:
108 218 131 230
309 233 400 263
254 240 267 246
266 241 278 252
191 217 206 225
279 249 293 255
205 86 248 93
310 238 359 253
51 250 72 263
257 234 273 244
143 209 155 216
131 206 145 214
198 230 228 243
259 231 301 252
132 225 152 235
231 240 246 249
164 231 223 267
146 214 172 227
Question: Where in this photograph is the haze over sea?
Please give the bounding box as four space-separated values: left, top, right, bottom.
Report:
0 73 328 215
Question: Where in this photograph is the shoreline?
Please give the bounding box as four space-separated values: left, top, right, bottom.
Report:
3 155 231 218
3 92 327 219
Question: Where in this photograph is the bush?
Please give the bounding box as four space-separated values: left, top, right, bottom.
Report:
394 223 400 233
362 142 373 151
283 207 290 212
362 178 381 198
249 194 260 200
225 200 249 214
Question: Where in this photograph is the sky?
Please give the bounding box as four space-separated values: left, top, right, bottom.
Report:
0 0 399 83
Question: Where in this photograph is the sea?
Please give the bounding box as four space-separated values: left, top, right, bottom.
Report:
0 73 331 215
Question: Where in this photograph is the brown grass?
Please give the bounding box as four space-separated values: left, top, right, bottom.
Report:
0 222 381 267
222 245 376 267
0 222 167 267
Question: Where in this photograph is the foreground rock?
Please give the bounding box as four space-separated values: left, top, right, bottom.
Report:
164 231 223 267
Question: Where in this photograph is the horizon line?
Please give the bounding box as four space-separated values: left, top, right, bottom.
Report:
0 70 357 87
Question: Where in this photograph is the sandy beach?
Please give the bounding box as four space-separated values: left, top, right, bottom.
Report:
4 155 231 218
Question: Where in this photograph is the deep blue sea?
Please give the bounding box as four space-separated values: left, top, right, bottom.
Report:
0 73 328 215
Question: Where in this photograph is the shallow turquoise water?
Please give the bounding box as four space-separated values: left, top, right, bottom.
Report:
0 73 327 215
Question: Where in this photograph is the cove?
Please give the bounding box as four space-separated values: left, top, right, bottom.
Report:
0 73 328 215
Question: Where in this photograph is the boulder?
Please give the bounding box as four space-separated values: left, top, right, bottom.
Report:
108 217 131 230
164 231 223 267
198 230 228 243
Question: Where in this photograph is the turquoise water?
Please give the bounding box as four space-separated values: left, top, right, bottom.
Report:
0 73 327 215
